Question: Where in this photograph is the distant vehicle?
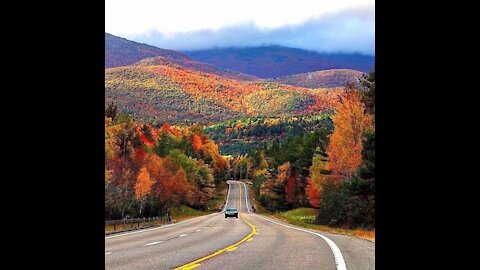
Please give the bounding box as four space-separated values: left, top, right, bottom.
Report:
225 207 238 218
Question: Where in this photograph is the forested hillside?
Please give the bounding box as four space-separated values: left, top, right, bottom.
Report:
205 114 333 156
105 62 338 124
269 69 366 88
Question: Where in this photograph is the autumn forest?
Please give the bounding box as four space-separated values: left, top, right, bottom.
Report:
105 33 375 230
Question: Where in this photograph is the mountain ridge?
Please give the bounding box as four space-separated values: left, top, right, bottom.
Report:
185 46 374 78
269 69 367 88
105 33 190 68
106 33 257 81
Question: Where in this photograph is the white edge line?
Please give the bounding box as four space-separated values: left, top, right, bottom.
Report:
255 214 347 270
145 241 163 246
223 180 232 212
105 213 217 239
179 234 188 237
242 181 251 213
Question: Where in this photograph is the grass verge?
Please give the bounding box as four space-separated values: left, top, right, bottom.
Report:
262 207 375 242
170 205 206 222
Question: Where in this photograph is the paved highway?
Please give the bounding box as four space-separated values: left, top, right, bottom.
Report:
105 181 375 270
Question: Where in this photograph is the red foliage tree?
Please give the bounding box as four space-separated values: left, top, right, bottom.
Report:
285 174 296 204
192 133 203 155
133 147 146 164
305 179 321 208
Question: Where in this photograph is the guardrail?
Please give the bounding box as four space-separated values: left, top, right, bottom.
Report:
105 216 169 235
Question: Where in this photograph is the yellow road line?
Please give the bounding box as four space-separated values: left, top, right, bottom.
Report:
180 264 200 270
172 182 256 270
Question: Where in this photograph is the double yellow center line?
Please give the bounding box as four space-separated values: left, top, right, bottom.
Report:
173 182 256 270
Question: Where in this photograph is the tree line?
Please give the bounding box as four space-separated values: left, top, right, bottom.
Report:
232 69 375 229
105 107 229 220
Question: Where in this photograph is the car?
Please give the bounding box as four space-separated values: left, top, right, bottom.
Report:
225 207 238 218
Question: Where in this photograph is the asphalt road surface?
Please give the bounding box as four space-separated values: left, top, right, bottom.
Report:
105 181 375 270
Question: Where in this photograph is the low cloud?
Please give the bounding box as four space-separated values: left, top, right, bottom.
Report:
124 7 374 55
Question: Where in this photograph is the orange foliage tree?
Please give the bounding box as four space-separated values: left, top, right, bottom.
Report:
327 87 373 178
134 166 155 214
145 155 193 209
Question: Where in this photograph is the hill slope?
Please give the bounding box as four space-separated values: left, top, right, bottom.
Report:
106 33 256 81
269 69 366 88
105 33 189 68
185 46 375 78
105 63 338 124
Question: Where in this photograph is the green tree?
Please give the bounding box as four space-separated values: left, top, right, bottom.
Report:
154 132 178 157
362 67 375 115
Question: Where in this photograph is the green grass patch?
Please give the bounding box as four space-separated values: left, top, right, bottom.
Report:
170 205 205 222
278 207 318 222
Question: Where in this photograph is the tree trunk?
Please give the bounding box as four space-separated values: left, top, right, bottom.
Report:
139 199 145 216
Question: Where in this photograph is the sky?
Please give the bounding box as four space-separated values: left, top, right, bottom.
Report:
105 0 375 55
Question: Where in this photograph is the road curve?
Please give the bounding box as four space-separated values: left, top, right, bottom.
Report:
105 181 375 270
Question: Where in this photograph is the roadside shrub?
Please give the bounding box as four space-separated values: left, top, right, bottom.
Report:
316 176 374 229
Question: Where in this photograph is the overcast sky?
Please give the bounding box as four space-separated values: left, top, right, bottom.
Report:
105 0 375 55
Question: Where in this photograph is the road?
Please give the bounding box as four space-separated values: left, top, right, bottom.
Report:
105 181 375 270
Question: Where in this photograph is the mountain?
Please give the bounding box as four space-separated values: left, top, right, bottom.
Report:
105 33 189 68
135 56 257 81
105 33 256 81
105 62 338 125
184 46 375 78
269 69 367 89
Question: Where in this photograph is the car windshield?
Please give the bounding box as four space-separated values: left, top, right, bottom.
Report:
226 208 237 212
